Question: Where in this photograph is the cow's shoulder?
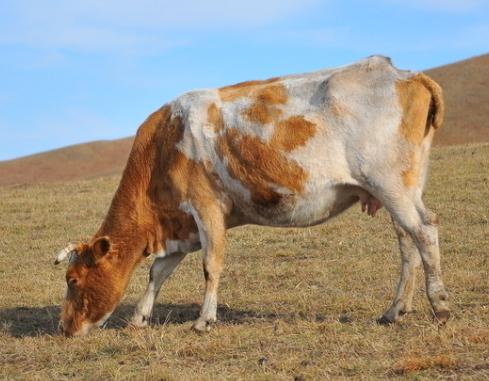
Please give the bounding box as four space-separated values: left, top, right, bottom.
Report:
171 89 219 114
218 76 284 102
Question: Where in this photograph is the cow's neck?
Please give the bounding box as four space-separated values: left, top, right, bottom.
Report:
95 113 166 268
94 106 187 269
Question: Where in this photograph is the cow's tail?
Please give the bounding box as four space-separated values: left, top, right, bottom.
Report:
417 73 445 130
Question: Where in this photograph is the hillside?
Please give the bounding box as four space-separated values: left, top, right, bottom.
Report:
426 54 489 146
0 137 133 186
0 53 487 186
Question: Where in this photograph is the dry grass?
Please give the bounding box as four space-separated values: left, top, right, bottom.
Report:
0 143 488 380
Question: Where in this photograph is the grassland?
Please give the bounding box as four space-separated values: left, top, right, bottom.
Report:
0 143 488 380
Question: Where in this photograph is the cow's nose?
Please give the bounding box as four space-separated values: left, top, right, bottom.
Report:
58 321 72 337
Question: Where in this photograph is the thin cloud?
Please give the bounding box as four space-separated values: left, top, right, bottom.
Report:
259 27 351 48
385 0 487 12
449 24 489 49
0 0 320 54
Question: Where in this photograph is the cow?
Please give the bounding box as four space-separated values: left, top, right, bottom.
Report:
54 56 450 336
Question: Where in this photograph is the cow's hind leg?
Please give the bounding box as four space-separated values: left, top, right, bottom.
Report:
384 196 450 323
132 252 187 327
379 217 421 324
187 200 226 333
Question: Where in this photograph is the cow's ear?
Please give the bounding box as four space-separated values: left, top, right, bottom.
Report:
92 236 111 262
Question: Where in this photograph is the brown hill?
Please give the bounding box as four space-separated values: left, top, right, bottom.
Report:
0 53 487 186
0 137 133 186
426 53 489 146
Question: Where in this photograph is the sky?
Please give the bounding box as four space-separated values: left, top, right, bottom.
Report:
0 0 488 160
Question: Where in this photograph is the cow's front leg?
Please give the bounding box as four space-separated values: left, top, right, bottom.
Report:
379 218 421 324
132 252 187 327
187 201 226 333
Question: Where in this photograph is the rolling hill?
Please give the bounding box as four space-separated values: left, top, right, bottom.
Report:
426 53 489 146
0 137 134 186
0 53 487 186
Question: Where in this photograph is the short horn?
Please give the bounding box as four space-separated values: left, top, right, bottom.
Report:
54 243 78 265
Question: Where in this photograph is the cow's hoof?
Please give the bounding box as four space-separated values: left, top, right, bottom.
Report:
434 310 450 325
377 315 394 325
192 319 214 333
131 314 149 328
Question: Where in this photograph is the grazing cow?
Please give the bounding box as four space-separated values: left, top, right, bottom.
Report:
54 56 450 336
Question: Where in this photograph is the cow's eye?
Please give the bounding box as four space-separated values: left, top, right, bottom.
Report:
67 278 78 288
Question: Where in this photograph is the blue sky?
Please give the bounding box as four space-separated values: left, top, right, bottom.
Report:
0 0 488 160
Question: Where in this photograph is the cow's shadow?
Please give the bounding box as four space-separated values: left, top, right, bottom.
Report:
0 303 303 338
0 305 61 337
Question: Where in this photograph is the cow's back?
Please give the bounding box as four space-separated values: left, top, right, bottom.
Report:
168 56 434 226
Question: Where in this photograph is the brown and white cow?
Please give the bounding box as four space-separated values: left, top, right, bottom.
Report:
54 56 450 336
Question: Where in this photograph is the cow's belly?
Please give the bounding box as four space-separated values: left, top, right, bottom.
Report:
228 185 362 228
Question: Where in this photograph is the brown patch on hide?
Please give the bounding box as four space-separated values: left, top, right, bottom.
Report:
252 83 288 105
243 101 281 125
219 77 281 102
146 115 212 243
207 103 224 133
271 116 317 152
401 171 416 187
396 74 444 188
216 128 307 206
241 83 288 124
401 167 418 188
401 150 420 188
396 75 432 145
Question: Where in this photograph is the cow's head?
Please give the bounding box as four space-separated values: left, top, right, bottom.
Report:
54 236 125 337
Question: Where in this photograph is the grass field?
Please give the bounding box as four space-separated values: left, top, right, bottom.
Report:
1 144 488 380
